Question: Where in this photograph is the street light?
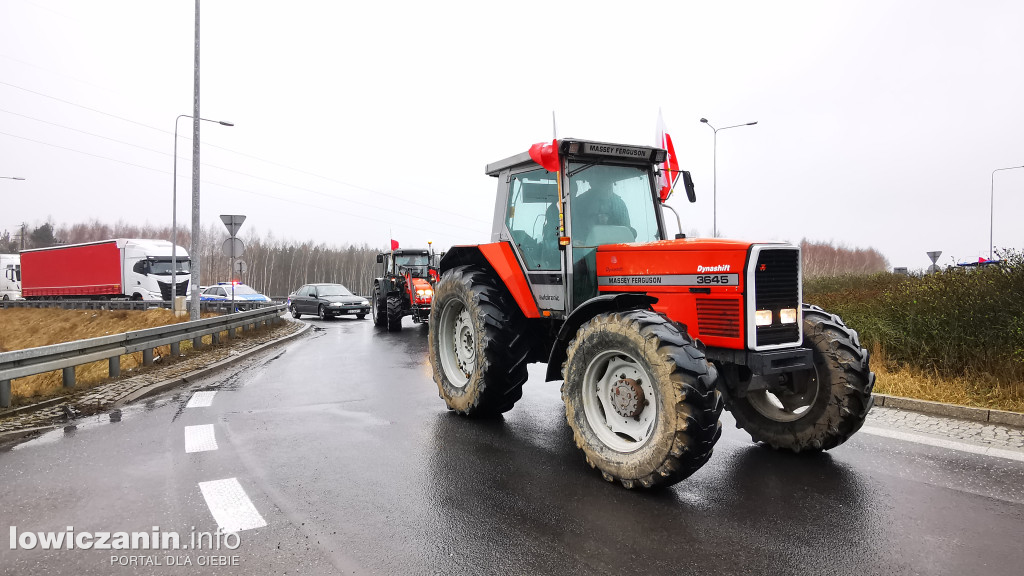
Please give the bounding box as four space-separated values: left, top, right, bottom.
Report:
700 117 758 238
0 176 26 180
171 115 233 308
990 164 1024 261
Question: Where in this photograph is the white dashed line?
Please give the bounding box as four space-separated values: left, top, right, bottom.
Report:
198 478 267 533
184 424 219 453
186 391 217 408
861 426 1024 463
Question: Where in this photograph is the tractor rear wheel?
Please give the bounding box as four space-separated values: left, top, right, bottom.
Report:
561 310 723 489
386 295 403 332
723 304 874 452
429 265 529 417
371 285 387 327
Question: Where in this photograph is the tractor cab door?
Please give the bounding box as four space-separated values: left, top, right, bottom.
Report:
564 162 666 310
497 166 567 314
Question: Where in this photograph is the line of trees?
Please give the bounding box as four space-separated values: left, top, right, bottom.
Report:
800 239 889 278
1 220 893 295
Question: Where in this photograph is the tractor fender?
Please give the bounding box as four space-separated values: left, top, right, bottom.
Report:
440 243 540 319
544 293 659 381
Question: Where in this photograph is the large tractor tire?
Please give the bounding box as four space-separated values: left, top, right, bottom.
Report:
429 265 530 417
371 284 387 327
386 295 404 332
723 303 874 452
561 310 723 489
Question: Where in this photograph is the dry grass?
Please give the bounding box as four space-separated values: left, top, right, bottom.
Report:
0 308 236 405
873 345 1024 413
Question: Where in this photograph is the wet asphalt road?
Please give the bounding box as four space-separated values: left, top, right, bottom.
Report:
2 317 1023 576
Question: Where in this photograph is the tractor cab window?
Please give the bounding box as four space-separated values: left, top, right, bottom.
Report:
394 254 430 278
506 168 560 271
567 163 661 307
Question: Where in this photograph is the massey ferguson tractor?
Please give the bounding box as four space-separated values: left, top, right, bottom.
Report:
372 248 437 331
427 138 874 489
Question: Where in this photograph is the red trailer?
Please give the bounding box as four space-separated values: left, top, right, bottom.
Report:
20 239 192 301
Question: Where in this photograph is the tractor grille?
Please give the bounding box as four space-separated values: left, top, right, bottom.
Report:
696 298 741 338
157 280 190 301
754 248 801 346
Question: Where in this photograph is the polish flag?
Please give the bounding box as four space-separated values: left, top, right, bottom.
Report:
656 109 680 202
391 239 399 250
529 139 560 173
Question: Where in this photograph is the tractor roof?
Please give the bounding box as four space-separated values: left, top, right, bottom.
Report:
485 138 666 177
391 249 429 256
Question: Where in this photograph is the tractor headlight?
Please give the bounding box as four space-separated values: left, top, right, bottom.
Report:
755 310 773 326
416 289 433 297
779 308 798 324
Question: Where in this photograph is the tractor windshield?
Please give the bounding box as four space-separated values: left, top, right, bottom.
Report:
395 254 430 278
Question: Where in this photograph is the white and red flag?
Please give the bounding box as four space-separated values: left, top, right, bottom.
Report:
655 109 680 202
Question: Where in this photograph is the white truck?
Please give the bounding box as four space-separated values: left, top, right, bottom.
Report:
21 239 192 301
1 253 22 300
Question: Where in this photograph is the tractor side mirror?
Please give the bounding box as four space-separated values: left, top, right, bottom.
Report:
682 171 696 203
376 254 383 264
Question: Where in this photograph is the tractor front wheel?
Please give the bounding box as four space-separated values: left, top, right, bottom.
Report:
562 310 723 489
723 304 874 452
386 295 403 332
429 265 529 417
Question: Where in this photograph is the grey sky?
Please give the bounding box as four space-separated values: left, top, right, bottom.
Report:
2 0 1022 270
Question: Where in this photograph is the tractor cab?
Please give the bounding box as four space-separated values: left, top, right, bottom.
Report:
485 139 680 314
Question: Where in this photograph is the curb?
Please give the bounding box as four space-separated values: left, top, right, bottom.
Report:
112 321 312 408
874 393 1024 428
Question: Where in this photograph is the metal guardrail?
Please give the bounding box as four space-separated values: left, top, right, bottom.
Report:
0 305 287 408
0 299 278 313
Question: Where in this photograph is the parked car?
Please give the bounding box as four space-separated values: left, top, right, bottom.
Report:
199 282 272 302
289 283 369 320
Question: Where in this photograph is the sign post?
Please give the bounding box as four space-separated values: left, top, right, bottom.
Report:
220 215 247 307
926 250 942 275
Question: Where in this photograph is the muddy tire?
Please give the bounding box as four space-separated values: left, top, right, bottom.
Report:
429 265 529 417
386 295 403 332
561 310 723 489
371 284 387 327
723 303 874 452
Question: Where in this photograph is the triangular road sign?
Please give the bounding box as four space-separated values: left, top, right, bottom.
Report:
926 251 942 264
220 214 246 237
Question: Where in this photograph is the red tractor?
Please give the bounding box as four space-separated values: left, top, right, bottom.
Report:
372 248 438 331
428 138 874 489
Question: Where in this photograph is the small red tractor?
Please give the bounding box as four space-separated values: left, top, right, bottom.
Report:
428 138 874 489
372 248 438 331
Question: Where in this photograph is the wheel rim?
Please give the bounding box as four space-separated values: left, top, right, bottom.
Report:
319 305 325 319
438 299 474 389
581 349 658 454
747 365 821 422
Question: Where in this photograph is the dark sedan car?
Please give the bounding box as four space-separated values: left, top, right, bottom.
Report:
289 283 370 320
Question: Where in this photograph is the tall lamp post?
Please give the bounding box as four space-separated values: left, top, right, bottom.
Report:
700 118 758 237
990 165 1024 261
172 115 233 307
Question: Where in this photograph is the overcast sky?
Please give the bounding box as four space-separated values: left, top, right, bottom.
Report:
2 0 1022 269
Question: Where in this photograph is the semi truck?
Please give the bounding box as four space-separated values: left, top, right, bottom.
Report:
1 254 21 300
21 239 192 301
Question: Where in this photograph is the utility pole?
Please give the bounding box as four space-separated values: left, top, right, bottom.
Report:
20 222 26 251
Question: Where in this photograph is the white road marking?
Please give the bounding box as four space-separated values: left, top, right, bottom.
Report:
184 424 219 453
861 425 1024 463
186 391 217 408
198 478 267 533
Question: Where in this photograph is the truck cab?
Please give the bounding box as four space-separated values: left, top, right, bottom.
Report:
1 254 22 300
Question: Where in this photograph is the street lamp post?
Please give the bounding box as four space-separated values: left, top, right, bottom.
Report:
990 165 1024 261
700 118 758 238
171 115 233 308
